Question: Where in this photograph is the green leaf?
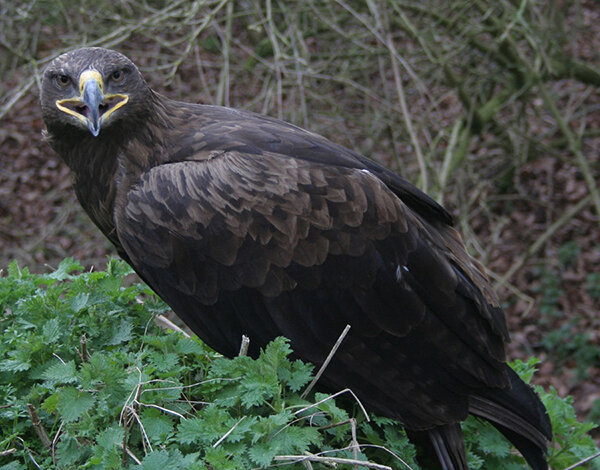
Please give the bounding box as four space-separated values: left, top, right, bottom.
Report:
41 359 77 385
70 292 90 313
41 318 61 343
142 410 175 441
175 336 207 356
478 424 511 457
91 426 124 469
0 357 30 372
42 392 59 413
509 358 540 384
55 433 89 466
271 425 323 454
248 441 280 467
141 450 171 470
148 351 179 373
46 257 83 280
107 318 133 345
280 360 313 392
57 387 95 422
0 462 25 470
204 447 238 470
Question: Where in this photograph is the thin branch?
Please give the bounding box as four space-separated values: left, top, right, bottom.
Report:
79 334 89 363
296 388 370 423
386 33 428 192
537 81 600 218
499 194 592 285
26 404 51 450
565 450 600 470
274 454 392 469
238 335 250 356
333 0 427 95
155 314 190 337
301 324 351 399
213 416 246 447
0 77 35 120
120 444 142 465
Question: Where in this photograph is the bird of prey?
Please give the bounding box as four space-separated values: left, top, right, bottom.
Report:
40 47 551 469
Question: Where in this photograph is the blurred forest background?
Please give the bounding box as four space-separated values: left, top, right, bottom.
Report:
0 0 598 439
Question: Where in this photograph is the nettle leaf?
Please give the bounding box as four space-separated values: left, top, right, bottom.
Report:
247 440 280 467
261 337 293 369
250 411 294 442
221 416 258 444
175 336 208 356
509 358 540 384
177 408 234 445
55 433 90 466
57 387 95 422
141 409 175 441
271 424 323 455
0 357 30 372
107 318 133 345
141 449 171 470
41 318 61 343
203 447 241 470
208 355 246 380
382 424 416 463
279 359 313 392
0 462 23 470
46 258 83 281
42 392 59 413
466 450 485 470
41 359 78 385
90 425 124 469
239 367 279 407
148 351 180 373
313 392 349 423
79 352 128 391
478 424 511 457
70 292 90 313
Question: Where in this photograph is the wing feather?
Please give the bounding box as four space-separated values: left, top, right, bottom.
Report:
114 122 510 425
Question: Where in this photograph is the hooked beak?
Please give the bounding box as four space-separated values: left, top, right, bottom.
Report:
56 70 129 137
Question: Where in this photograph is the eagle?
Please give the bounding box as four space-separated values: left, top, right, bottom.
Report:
40 47 551 469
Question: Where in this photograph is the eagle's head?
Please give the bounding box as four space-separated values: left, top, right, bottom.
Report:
41 47 151 138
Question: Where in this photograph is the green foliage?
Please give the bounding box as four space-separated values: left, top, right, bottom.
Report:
535 243 600 380
586 272 600 301
534 264 565 320
0 260 598 469
465 358 600 470
542 322 600 380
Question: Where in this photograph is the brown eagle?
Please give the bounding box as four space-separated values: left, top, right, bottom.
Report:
40 47 551 469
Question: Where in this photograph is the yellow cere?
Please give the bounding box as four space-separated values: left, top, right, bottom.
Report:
79 70 104 93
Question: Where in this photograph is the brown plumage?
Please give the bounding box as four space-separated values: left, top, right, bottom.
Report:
40 47 551 469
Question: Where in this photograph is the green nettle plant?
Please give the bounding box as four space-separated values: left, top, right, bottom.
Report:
0 259 598 469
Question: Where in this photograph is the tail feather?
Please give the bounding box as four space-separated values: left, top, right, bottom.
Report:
470 366 552 470
407 424 468 470
409 366 551 470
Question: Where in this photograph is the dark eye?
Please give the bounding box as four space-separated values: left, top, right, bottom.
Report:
111 70 124 82
56 74 71 86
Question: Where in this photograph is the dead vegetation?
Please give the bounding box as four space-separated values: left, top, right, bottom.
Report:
0 0 599 434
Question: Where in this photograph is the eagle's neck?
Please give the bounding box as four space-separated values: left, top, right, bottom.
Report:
48 91 171 247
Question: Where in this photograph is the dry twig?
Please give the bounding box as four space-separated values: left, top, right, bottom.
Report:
301 324 351 399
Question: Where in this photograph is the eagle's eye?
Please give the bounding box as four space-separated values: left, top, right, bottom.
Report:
56 74 71 87
111 70 124 82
